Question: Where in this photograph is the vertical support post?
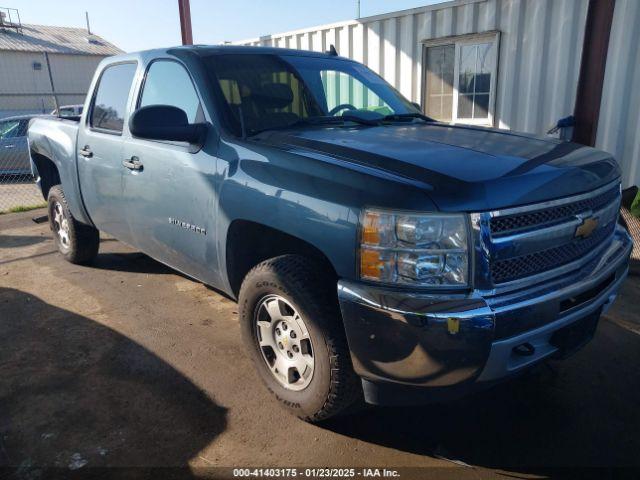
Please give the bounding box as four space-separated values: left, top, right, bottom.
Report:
43 52 59 113
572 0 616 146
178 0 193 46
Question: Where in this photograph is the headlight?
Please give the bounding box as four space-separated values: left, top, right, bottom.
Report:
359 209 470 287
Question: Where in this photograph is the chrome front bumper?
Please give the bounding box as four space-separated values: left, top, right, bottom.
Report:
337 225 632 405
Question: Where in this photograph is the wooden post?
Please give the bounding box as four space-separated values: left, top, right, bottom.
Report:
573 0 616 146
178 0 193 46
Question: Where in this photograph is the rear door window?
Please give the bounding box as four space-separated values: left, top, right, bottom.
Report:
90 63 137 133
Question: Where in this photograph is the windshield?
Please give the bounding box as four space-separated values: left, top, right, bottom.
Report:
0 120 23 140
205 54 419 136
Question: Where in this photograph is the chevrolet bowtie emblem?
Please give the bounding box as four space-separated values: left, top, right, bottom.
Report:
575 216 599 238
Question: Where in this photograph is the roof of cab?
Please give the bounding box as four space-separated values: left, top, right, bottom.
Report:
178 44 346 58
98 44 352 69
106 44 350 62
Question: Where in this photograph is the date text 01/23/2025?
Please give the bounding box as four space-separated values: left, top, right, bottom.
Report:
232 468 400 478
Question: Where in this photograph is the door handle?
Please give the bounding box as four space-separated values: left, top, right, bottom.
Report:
122 156 143 171
3 144 15 148
79 146 93 158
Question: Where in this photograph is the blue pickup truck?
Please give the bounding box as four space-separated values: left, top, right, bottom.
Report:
28 45 632 422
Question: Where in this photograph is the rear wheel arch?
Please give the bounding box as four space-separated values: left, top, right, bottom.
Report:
31 152 60 200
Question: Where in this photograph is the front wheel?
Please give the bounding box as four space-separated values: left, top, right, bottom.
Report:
239 255 361 422
48 185 99 264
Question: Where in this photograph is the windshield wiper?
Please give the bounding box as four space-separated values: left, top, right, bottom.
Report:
382 112 435 123
248 115 380 137
308 115 380 126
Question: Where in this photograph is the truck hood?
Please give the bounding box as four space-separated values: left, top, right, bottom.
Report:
257 123 620 211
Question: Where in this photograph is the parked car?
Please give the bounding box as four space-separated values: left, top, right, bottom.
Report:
50 104 84 117
0 115 36 175
28 46 633 422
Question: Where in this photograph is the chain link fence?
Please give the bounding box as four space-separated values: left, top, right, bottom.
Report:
0 115 45 213
621 187 640 275
0 89 86 213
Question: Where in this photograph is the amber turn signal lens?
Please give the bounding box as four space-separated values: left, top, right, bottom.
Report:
362 211 381 245
360 248 383 279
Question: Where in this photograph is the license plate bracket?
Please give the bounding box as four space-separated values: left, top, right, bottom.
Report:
550 309 601 359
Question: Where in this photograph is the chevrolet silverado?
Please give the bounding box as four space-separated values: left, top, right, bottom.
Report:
28 46 633 421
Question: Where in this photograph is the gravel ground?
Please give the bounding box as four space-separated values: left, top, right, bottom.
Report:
1 209 639 478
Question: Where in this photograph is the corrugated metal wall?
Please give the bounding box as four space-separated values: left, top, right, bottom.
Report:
48 54 103 96
238 0 588 137
0 51 104 118
596 0 640 188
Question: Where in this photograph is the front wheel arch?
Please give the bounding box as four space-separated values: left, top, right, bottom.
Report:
225 220 339 298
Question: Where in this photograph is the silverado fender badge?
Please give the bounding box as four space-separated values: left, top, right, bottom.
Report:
575 216 599 238
169 217 207 236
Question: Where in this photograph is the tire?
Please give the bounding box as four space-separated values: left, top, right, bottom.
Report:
47 185 99 264
239 255 361 422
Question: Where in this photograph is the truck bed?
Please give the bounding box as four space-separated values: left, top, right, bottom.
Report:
28 116 90 224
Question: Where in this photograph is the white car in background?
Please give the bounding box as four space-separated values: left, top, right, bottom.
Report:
50 104 84 117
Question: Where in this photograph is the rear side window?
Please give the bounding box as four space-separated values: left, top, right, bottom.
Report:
139 60 201 122
90 63 137 133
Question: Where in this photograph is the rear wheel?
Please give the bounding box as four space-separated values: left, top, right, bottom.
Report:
239 255 361 422
47 185 99 264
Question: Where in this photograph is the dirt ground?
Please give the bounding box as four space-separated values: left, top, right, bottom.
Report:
0 181 44 213
1 209 639 478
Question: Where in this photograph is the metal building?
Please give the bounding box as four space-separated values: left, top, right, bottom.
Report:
235 0 640 189
0 7 122 118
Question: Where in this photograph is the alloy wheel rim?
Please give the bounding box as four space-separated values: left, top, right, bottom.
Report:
52 201 70 249
255 295 315 391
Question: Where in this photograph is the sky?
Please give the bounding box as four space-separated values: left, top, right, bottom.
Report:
7 0 445 52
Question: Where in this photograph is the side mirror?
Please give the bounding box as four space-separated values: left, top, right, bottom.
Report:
129 105 206 144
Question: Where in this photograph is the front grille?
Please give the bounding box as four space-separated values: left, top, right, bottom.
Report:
491 220 616 284
490 185 620 235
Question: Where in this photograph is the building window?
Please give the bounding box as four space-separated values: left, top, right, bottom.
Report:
423 33 499 126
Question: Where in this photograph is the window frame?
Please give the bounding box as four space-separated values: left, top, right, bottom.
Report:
422 31 500 127
131 57 207 147
87 61 139 136
17 120 29 137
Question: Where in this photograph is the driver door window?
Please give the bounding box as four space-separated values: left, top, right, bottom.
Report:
139 60 202 122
